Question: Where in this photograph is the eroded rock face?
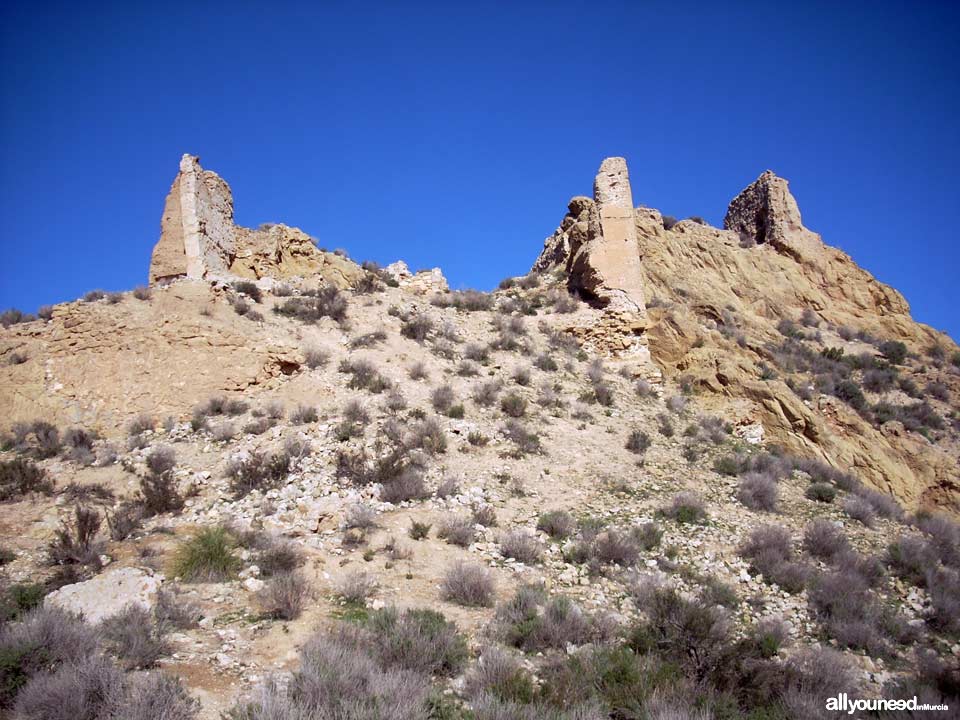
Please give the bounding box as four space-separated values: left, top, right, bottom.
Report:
150 155 236 283
534 158 646 314
44 567 163 623
149 155 364 289
724 170 822 261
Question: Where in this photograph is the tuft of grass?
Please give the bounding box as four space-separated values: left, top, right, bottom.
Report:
170 526 240 582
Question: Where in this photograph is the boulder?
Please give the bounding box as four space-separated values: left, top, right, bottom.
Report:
44 567 163 623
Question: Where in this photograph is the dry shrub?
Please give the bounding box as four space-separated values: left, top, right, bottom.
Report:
336 570 378 604
257 571 309 620
738 525 809 594
737 471 779 512
441 561 496 607
499 530 542 564
48 505 103 567
537 510 575 539
99 604 169 669
438 514 475 547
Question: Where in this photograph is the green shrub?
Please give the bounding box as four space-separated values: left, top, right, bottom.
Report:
0 459 54 501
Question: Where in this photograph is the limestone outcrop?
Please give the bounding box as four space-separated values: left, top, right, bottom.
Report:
45 567 163 623
723 170 822 261
150 154 235 283
534 158 646 314
149 155 363 289
384 261 450 294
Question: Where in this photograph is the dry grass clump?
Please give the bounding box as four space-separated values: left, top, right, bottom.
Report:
430 383 455 413
409 520 432 540
441 561 496 607
464 342 490 363
625 429 651 455
380 468 429 504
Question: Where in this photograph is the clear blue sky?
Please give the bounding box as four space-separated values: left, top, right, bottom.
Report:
2 1 958 340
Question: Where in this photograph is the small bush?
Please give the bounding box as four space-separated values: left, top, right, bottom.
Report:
438 515 475 547
802 520 851 562
303 346 329 369
500 530 542 564
842 495 876 526
502 420 542 456
537 510 575 539
472 504 498 527
656 413 674 437
338 357 392 393
0 458 54 501
257 571 309 620
431 384 455 413
441 562 496 607
886 535 937 586
369 606 468 676
290 404 318 425
344 503 378 530
500 392 527 418
625 429 651 455
170 526 239 582
660 492 707 524
48 505 103 567
473 379 502 406
106 502 143 541
380 468 428 504
408 361 429 380
511 366 532 386
99 605 169 669
739 525 809 593
879 340 908 365
274 285 348 324
737 471 779 512
233 281 262 303
805 482 837 503
400 314 434 342
336 570 378 605
409 520 431 540
593 528 641 567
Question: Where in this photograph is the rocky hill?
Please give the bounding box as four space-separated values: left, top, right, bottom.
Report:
0 155 957 720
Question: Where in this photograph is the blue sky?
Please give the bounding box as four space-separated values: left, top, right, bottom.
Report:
1 1 958 340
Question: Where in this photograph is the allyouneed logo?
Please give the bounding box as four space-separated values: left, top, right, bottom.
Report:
826 694 949 714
